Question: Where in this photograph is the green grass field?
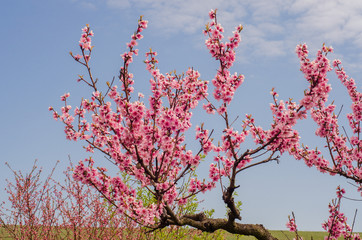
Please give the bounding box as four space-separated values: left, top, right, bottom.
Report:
1 227 360 240
224 230 360 240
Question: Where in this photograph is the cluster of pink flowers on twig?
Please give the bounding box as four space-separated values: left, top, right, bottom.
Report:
204 9 244 106
79 25 93 51
286 218 297 232
71 24 94 63
322 186 360 240
286 212 303 240
291 44 362 193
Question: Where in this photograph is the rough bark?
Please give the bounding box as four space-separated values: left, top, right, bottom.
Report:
178 213 278 240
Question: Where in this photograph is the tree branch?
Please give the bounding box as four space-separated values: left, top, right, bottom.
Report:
178 214 278 240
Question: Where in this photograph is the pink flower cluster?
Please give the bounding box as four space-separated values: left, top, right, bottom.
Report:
79 25 93 51
334 59 362 125
286 217 297 232
73 158 161 225
291 44 362 192
195 125 214 154
69 24 94 63
204 9 244 106
322 187 360 240
297 44 333 110
121 17 148 67
188 178 214 193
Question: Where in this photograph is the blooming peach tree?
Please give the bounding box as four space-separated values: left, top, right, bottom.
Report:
50 9 361 240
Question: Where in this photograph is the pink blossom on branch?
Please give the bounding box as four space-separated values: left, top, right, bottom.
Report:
53 17 215 227
322 186 360 240
291 44 362 192
286 217 297 232
286 212 304 240
51 9 362 240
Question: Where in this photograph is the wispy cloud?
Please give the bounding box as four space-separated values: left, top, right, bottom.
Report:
81 1 97 10
79 0 362 60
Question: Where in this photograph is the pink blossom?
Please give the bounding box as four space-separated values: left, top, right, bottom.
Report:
51 10 362 235
286 217 297 232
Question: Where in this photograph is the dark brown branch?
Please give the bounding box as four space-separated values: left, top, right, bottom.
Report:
178 214 278 240
237 152 279 174
321 166 362 183
222 183 241 223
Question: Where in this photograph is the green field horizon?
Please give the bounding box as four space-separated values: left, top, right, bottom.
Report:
226 230 361 240
1 227 360 240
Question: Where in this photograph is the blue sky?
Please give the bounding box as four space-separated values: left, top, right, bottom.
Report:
1 0 362 232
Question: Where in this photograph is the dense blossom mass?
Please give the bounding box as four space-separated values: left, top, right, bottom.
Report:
292 45 362 189
50 9 361 240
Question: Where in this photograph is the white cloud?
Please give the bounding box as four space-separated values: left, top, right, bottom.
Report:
86 0 362 59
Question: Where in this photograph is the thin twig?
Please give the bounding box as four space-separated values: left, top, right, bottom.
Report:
351 209 358 234
230 115 239 127
342 126 352 148
337 104 343 118
342 196 362 201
